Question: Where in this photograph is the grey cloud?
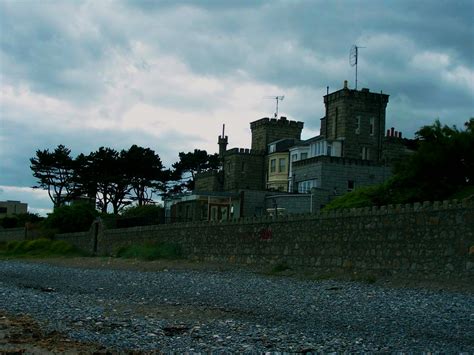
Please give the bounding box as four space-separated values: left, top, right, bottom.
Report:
0 115 203 188
1 0 472 180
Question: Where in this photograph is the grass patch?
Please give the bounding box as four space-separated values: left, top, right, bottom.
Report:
115 242 182 261
271 261 291 273
450 185 474 200
0 238 87 258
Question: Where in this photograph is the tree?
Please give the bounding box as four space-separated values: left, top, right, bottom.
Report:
172 149 220 192
85 147 132 214
30 145 79 208
393 118 474 201
122 145 166 205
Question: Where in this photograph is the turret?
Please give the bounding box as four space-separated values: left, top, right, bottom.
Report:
218 124 228 159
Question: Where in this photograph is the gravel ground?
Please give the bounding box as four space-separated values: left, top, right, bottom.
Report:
0 260 473 353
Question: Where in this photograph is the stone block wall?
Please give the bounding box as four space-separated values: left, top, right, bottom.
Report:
0 227 25 242
292 156 392 197
265 194 312 214
56 230 93 252
56 199 474 278
195 171 223 192
223 150 265 191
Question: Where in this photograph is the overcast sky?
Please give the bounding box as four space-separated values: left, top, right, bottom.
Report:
1 0 473 215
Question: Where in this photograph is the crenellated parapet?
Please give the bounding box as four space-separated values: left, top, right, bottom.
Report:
250 116 304 130
293 155 389 168
224 147 265 156
324 86 389 106
250 116 304 152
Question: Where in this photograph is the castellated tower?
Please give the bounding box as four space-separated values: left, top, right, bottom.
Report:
321 80 389 161
218 124 228 159
250 116 304 152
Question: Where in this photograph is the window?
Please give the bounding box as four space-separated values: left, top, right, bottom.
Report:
0 207 7 214
347 180 355 192
300 152 308 160
291 153 298 162
356 116 361 134
361 147 370 160
270 159 276 173
298 179 317 193
269 144 276 153
278 158 286 173
370 117 375 135
327 145 332 156
210 206 218 221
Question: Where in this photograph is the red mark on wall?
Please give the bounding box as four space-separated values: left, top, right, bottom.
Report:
259 228 272 241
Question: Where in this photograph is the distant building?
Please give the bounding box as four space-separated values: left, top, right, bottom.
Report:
0 200 28 218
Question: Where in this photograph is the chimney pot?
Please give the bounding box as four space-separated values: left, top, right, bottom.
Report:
344 80 348 89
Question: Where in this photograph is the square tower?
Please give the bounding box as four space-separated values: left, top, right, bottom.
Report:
250 116 304 153
321 82 389 161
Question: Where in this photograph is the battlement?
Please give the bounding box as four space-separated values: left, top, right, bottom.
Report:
224 147 265 156
324 86 389 105
293 155 388 168
195 170 220 179
250 116 304 130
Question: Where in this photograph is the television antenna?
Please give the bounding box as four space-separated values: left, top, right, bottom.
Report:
264 95 285 118
349 44 365 90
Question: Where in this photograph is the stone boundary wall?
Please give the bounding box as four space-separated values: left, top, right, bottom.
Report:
55 230 93 252
0 228 25 242
55 199 474 277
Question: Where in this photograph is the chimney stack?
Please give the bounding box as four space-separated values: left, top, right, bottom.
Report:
344 80 348 89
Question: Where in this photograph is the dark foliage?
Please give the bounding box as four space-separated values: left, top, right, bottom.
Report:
0 213 44 229
42 202 99 233
30 145 80 207
171 149 220 192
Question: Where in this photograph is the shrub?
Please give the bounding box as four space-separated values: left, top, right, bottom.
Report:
116 242 182 260
120 204 163 218
0 213 44 229
272 261 291 273
0 238 86 257
42 202 99 233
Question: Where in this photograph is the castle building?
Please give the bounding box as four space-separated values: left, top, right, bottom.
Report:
165 81 412 221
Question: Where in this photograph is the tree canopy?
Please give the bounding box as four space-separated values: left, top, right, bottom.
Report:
31 144 173 214
30 145 80 208
172 149 220 192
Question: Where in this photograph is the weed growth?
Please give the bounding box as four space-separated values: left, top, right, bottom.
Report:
271 261 291 273
115 242 182 261
0 238 87 258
